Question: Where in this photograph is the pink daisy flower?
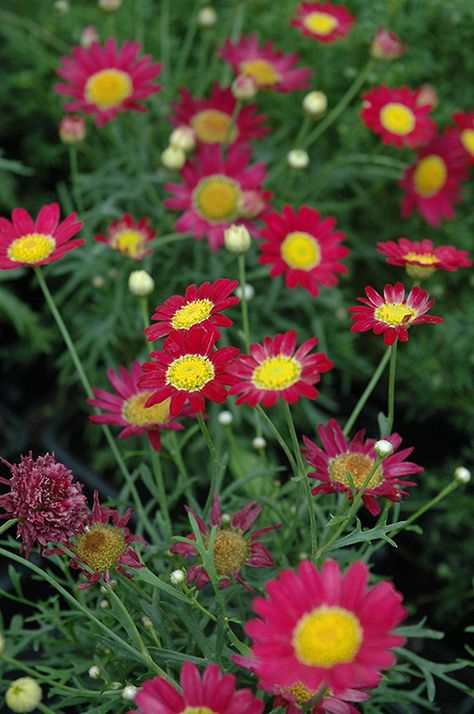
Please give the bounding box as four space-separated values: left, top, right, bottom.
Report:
94 214 156 260
165 144 271 251
229 330 333 408
377 237 471 280
0 203 83 270
245 559 406 696
170 496 280 592
291 2 355 44
273 684 370 713
55 39 161 127
370 28 406 61
219 34 311 93
302 419 423 516
259 205 349 297
349 282 443 345
452 110 474 165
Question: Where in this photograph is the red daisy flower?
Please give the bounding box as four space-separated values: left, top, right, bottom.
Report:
170 496 280 592
273 683 370 713
55 39 161 127
139 330 240 416
171 83 269 146
370 28 406 61
349 282 443 346
302 419 423 516
165 144 272 251
218 34 311 93
291 2 355 44
400 128 469 226
259 205 349 297
94 214 156 260
361 86 436 149
452 111 474 165
0 203 83 270
229 330 333 408
129 661 264 714
377 237 471 280
245 559 406 696
145 278 239 342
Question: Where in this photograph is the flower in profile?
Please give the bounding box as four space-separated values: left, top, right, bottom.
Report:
229 331 333 408
259 205 349 297
370 28 406 60
272 683 370 713
94 214 156 259
0 453 87 556
0 203 83 270
377 237 471 280
349 282 443 345
361 86 436 149
170 496 280 592
400 128 469 226
55 39 161 126
165 144 271 251
171 83 269 146
245 559 406 695
145 278 239 342
129 661 264 714
59 115 86 144
291 2 355 44
219 34 311 93
302 419 423 515
452 111 474 165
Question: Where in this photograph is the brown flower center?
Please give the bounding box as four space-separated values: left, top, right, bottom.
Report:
75 525 126 572
206 530 249 576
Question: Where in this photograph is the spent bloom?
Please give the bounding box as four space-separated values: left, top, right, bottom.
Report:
5 677 42 713
377 237 471 280
94 214 156 259
370 28 406 60
59 115 86 144
291 2 355 44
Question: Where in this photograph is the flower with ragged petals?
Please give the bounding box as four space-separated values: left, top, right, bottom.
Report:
94 214 156 259
361 86 436 149
291 2 355 44
302 419 423 516
229 330 333 408
377 237 471 280
452 111 474 165
145 278 239 342
245 559 406 696
259 205 349 297
349 282 443 345
55 39 161 126
170 496 280 592
219 34 311 93
0 204 83 270
0 453 87 557
370 28 406 60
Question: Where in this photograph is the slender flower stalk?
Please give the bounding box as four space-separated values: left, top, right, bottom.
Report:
255 404 297 472
238 254 251 351
386 342 398 435
223 99 242 145
343 348 391 436
148 442 171 540
196 412 220 516
68 146 84 214
0 518 18 537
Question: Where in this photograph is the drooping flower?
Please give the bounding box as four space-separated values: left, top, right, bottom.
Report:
165 144 271 251
349 282 443 345
219 34 311 93
302 419 423 515
128 661 264 714
291 2 355 44
0 453 87 556
245 559 406 695
55 39 161 126
229 330 333 408
170 496 280 592
0 203 83 270
139 329 240 416
370 28 406 60
377 237 471 280
259 205 349 297
145 278 239 342
273 683 370 713
452 110 474 165
361 86 436 149
94 214 156 260
400 128 469 226
171 83 269 146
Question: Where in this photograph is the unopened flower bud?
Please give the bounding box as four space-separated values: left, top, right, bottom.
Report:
111 681 122 690
374 439 394 458
252 436 267 450
142 616 154 629
53 0 69 15
98 0 122 11
128 270 155 297
88 665 101 680
92 275 105 289
218 410 234 426
224 224 251 254
221 513 231 524
231 74 258 101
235 283 255 301
303 91 327 117
170 569 186 586
287 149 309 169
80 26 99 48
5 678 42 713
239 190 264 218
59 116 86 145
121 685 138 701
454 466 471 484
416 85 437 109
197 6 217 28
100 599 109 609
161 145 186 170
370 28 406 61
298 552 308 560
170 125 195 152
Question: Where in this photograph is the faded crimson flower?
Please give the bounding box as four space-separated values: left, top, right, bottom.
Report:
370 28 406 60
291 2 355 44
377 237 471 280
94 214 156 259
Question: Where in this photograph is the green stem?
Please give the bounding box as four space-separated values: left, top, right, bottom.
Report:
238 253 250 351
149 443 172 541
293 113 312 147
197 412 219 515
385 342 398 435
172 8 198 92
157 233 193 248
343 348 391 437
68 145 84 215
223 100 242 146
256 404 297 473
391 480 460 538
220 2 246 85
0 518 18 537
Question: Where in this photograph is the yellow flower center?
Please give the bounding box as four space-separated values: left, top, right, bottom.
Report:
123 393 171 426
374 302 416 327
283 682 315 705
191 109 237 144
166 354 215 392
114 230 144 257
171 299 213 330
380 102 415 135
403 251 439 266
461 128 474 157
194 176 241 222
304 11 338 36
85 68 133 110
7 233 56 264
240 59 279 86
182 709 218 714
329 453 383 489
252 355 302 391
75 525 126 572
293 606 362 668
413 155 447 197
205 530 250 576
281 231 321 270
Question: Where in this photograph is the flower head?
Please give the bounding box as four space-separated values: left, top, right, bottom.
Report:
94 214 156 260
291 2 355 44
349 282 443 345
273 683 370 713
377 237 471 280
370 28 406 60
452 110 474 165
0 203 83 270
6 677 42 713
55 39 161 126
59 115 86 144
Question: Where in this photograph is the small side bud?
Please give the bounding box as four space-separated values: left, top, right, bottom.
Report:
303 91 327 117
121 685 138 701
80 26 99 48
224 224 251 254
221 513 231 524
128 270 155 297
98 0 122 11
287 149 309 169
99 599 109 609
231 74 258 101
161 145 186 170
218 410 234 426
169 125 195 153
454 466 471 484
197 6 217 28
170 569 186 586
59 116 86 145
370 28 406 61
374 439 394 458
252 436 267 450
53 1 69 16
142 616 154 629
5 678 42 713
88 665 101 680
416 85 437 109
235 283 255 301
